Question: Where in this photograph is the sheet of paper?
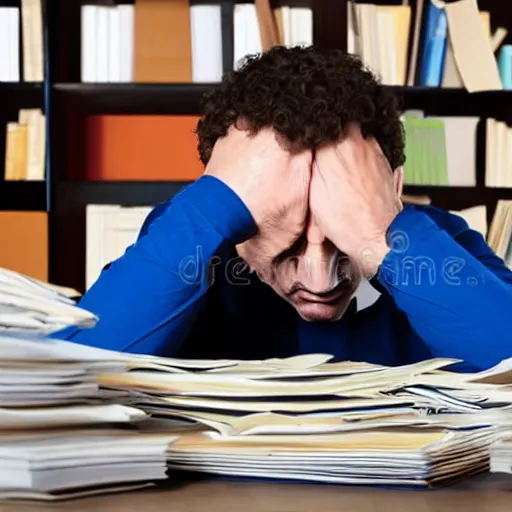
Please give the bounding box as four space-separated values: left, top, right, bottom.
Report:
0 404 147 429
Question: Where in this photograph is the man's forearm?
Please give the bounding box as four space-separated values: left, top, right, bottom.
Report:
51 176 256 356
376 208 512 371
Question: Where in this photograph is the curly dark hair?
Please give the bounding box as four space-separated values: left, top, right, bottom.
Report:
195 46 405 170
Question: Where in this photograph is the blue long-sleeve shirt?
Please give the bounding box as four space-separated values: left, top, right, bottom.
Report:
54 176 512 372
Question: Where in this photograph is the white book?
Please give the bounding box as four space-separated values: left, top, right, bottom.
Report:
21 0 43 81
347 2 357 55
290 7 313 47
428 116 479 186
95 6 110 82
190 5 223 83
450 205 487 238
18 109 45 181
108 7 120 82
234 3 261 68
7 7 20 82
282 6 292 46
0 10 8 81
86 205 152 291
376 10 396 85
495 121 508 188
485 118 497 187
118 5 134 82
245 4 262 56
0 8 19 82
233 4 246 69
357 4 382 78
81 5 97 82
506 128 512 187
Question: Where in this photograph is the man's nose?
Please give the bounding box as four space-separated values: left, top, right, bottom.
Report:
297 216 338 293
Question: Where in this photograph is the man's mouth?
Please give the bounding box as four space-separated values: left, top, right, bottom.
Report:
289 279 352 304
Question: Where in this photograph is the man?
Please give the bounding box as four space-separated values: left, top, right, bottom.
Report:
55 47 512 372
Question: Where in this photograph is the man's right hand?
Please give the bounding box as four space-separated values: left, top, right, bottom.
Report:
204 124 312 252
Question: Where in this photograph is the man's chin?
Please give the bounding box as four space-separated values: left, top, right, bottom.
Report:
294 301 350 322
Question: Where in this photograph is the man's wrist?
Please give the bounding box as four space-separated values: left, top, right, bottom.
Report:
358 236 390 278
181 176 257 244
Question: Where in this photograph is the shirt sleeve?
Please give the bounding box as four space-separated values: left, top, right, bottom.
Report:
376 206 512 371
50 175 256 356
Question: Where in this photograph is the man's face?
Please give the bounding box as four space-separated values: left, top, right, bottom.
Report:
237 216 362 322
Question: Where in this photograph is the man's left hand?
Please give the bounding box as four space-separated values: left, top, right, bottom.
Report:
310 124 403 279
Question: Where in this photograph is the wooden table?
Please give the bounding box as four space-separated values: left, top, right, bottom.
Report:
2 473 512 512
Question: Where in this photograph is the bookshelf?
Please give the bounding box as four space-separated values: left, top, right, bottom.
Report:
0 0 509 292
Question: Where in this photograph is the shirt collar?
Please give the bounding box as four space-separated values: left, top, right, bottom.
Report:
353 278 382 312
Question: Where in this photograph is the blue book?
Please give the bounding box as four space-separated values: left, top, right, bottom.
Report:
498 45 512 90
418 1 448 87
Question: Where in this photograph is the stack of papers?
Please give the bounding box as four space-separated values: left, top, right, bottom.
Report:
3 265 512 494
0 332 181 500
3 336 512 494
0 267 95 333
167 426 495 487
93 353 512 488
0 264 184 500
99 356 512 420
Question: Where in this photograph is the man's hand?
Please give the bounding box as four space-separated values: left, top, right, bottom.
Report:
205 124 312 256
310 124 403 278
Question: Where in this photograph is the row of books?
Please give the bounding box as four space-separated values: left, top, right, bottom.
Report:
0 1 44 83
80 2 313 84
403 112 512 188
1 108 506 187
348 0 508 91
402 110 478 186
66 113 512 184
3 109 46 181
0 264 512 499
234 4 312 70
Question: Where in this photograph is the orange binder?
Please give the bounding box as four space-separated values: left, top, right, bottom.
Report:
0 211 48 282
85 115 204 181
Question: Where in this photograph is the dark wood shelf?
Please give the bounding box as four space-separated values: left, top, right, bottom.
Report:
403 185 512 223
51 83 512 118
55 180 192 206
0 181 47 211
404 185 512 198
52 181 512 213
0 82 45 110
52 83 218 115
391 87 512 118
52 182 512 208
